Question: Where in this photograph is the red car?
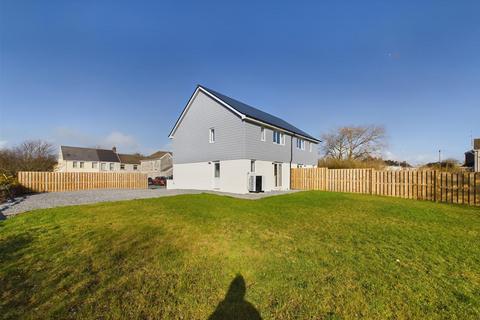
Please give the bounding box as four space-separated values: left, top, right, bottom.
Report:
153 176 167 186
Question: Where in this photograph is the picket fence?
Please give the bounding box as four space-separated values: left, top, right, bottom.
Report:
18 171 148 192
291 168 480 206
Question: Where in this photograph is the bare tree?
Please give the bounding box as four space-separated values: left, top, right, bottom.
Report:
0 140 57 175
321 125 386 160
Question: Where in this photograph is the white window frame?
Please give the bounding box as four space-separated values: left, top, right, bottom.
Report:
101 163 106 171
92 162 98 169
133 165 138 171
261 127 266 141
120 164 125 170
209 128 215 143
72 161 77 168
296 138 305 150
79 161 84 168
250 160 256 172
273 131 285 145
109 163 114 171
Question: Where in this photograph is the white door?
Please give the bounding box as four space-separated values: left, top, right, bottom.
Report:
273 163 282 188
213 161 220 189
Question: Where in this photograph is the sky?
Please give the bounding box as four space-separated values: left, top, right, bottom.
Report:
1 0 479 164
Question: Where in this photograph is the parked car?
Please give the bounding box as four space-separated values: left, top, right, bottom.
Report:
153 176 167 186
148 177 154 185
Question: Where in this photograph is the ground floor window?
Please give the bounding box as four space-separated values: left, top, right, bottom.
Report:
133 165 138 170
109 163 114 171
214 162 220 178
73 161 77 168
250 160 256 172
92 162 98 169
273 163 282 187
120 164 125 170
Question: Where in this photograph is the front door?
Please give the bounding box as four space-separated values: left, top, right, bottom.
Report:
213 161 220 189
273 163 282 188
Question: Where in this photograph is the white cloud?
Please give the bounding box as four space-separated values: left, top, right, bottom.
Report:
0 140 7 149
52 127 141 153
104 131 139 151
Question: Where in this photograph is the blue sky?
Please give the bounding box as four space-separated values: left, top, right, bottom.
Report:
1 0 479 164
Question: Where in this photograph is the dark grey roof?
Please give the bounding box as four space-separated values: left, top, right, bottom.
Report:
60 146 120 162
199 85 319 142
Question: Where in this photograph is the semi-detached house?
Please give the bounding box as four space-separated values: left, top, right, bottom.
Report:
167 85 320 194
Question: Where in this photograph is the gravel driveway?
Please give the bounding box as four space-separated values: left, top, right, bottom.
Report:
0 188 297 218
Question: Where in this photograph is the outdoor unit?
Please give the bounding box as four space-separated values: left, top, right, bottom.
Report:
249 175 264 193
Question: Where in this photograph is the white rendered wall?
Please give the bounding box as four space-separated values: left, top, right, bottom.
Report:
169 160 292 193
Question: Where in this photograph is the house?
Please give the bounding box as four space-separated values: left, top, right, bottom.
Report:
56 146 141 172
465 138 480 172
167 85 320 194
140 151 173 178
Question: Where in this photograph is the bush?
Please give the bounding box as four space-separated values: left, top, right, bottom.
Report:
318 157 386 170
0 174 28 203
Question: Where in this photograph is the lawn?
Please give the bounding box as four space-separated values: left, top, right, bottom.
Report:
1 192 479 319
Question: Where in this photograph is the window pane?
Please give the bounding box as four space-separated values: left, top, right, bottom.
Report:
214 163 220 178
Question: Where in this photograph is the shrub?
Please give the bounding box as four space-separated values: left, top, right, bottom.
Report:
318 157 386 170
0 174 28 203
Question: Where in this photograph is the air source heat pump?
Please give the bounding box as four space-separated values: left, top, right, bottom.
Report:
249 175 264 193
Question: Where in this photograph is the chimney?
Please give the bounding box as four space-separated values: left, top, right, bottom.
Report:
474 138 480 150
112 146 117 153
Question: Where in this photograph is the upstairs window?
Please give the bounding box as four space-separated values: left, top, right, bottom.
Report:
109 163 114 171
133 165 138 170
79 162 84 168
101 163 106 171
260 127 266 141
73 161 77 168
296 138 305 150
209 128 215 143
92 162 98 169
250 160 256 172
273 131 284 145
120 164 125 170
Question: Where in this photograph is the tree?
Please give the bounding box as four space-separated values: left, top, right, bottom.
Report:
321 125 386 160
0 140 57 176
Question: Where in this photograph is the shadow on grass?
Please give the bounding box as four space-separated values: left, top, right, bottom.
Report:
208 274 261 320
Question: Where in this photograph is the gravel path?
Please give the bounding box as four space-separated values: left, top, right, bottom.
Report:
0 188 297 218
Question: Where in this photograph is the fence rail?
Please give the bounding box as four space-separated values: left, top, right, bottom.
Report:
291 168 480 206
18 172 148 192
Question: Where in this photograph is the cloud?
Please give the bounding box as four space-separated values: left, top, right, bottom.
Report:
0 140 7 149
52 127 141 153
104 131 139 151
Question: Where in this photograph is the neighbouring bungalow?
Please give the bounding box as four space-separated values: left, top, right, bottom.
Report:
56 146 172 177
140 151 173 178
167 85 320 194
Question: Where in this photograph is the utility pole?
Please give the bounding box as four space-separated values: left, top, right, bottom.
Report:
438 149 442 167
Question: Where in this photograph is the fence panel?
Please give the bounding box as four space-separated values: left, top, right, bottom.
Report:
291 168 480 206
18 171 148 192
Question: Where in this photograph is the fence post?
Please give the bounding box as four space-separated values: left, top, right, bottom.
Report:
433 170 437 202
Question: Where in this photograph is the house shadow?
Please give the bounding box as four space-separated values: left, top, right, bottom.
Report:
208 274 262 320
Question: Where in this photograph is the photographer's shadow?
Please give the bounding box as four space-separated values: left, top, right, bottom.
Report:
208 274 262 320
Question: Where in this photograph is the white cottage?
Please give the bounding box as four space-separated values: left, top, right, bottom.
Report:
167 85 320 194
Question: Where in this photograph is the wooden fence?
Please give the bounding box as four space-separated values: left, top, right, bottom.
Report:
291 168 480 206
18 172 148 192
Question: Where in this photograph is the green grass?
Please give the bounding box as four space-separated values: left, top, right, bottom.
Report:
1 192 479 319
